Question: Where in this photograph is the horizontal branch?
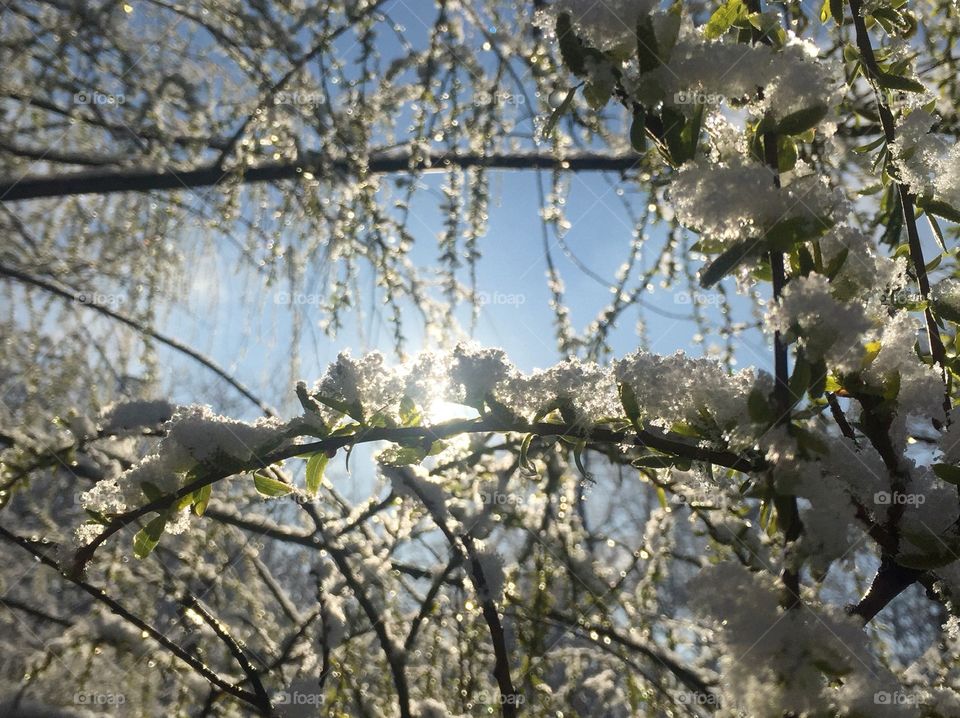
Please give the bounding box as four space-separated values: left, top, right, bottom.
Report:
71 416 763 572
0 151 642 202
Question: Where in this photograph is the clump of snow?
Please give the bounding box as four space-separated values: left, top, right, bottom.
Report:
691 562 898 716
81 406 289 520
769 274 876 374
613 349 760 434
892 108 960 208
314 351 405 420
639 36 843 123
502 358 619 424
100 399 175 433
541 0 659 53
669 159 841 247
449 343 517 407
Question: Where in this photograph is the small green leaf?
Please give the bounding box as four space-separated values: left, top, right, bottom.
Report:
631 454 677 469
829 0 843 24
700 238 762 287
630 107 647 153
655 486 669 509
192 484 211 517
399 395 421 427
808 358 828 399
789 354 812 403
933 464 960 485
573 440 592 480
378 445 428 467
556 13 587 76
253 472 293 497
543 86 578 138
747 387 773 423
776 104 828 135
314 394 364 424
777 136 798 173
923 199 960 224
876 71 926 93
133 513 168 559
765 216 834 251
636 15 660 73
140 481 165 503
824 247 849 279
704 0 746 39
618 383 642 430
520 433 536 474
305 452 329 496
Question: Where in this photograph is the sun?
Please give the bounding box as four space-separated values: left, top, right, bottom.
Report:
424 399 479 425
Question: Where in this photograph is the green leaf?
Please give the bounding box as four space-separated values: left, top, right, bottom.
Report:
700 238 762 287
573 440 592 480
766 216 834 251
829 0 843 24
777 136 798 173
399 395 421 427
636 15 660 73
618 383 642 429
140 481 165 503
632 454 678 469
133 513 168 559
808 358 828 399
583 67 615 109
748 387 773 423
926 213 947 252
519 433 536 474
789 354 812 403
655 486 669 508
824 247 849 279
305 452 329 496
378 445 428 467
314 394 365 424
542 86 577 138
556 13 586 76
933 463 960 486
253 472 293 497
704 0 746 39
923 199 960 224
192 484 211 517
679 102 704 163
630 107 647 153
876 71 926 93
776 104 828 135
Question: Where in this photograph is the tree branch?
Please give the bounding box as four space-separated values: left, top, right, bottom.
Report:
0 151 643 202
